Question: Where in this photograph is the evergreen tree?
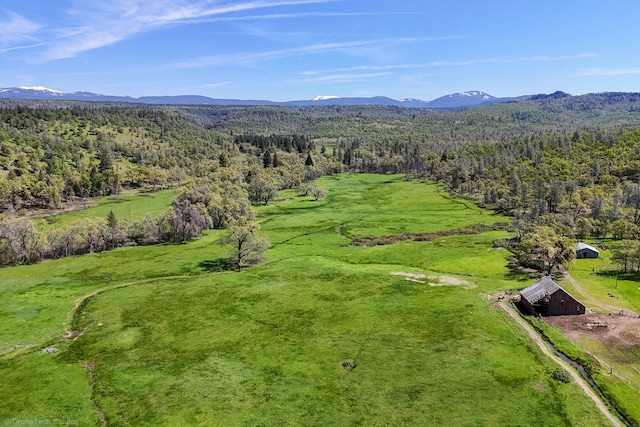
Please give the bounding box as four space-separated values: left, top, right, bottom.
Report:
263 151 272 168
272 151 281 167
107 210 118 228
305 154 314 167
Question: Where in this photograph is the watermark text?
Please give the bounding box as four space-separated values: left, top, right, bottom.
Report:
4 419 78 426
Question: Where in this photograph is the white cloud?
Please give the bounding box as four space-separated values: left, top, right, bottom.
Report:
0 43 48 54
579 67 640 77
168 35 466 71
43 0 339 60
299 72 393 83
301 64 437 76
185 10 418 24
300 53 597 76
197 81 232 88
0 13 42 46
518 53 596 62
165 40 376 69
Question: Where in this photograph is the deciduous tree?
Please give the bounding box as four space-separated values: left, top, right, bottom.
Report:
247 169 279 205
310 185 326 201
516 226 575 274
157 199 211 243
221 221 269 268
77 218 108 253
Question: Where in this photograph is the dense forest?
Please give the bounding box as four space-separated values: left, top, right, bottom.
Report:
2 92 640 271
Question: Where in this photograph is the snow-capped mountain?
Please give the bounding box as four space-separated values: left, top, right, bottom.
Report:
18 86 63 94
426 91 497 108
312 95 340 101
0 86 536 109
0 86 65 97
459 91 489 97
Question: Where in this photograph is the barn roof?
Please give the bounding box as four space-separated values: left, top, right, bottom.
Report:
576 242 599 253
520 276 561 304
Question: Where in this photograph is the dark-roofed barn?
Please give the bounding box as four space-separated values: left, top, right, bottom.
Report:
519 276 585 316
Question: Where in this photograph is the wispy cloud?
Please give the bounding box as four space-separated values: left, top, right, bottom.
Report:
0 13 42 47
300 53 596 75
518 53 596 62
0 42 48 54
42 0 339 60
186 10 419 24
165 34 465 71
579 67 640 76
300 63 434 76
195 81 232 88
298 72 392 83
165 40 377 69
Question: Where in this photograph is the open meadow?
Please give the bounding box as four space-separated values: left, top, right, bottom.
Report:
0 174 614 426
41 189 177 230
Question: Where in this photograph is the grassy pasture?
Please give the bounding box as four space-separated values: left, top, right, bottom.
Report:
41 189 177 229
567 250 640 312
561 250 640 423
0 174 611 426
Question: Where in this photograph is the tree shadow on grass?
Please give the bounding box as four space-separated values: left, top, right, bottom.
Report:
504 261 540 283
199 258 235 272
595 269 640 282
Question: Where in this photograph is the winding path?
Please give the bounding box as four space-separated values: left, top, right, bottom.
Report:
497 301 624 427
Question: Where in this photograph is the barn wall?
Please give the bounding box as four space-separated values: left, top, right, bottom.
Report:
548 289 585 315
577 249 598 259
519 295 535 315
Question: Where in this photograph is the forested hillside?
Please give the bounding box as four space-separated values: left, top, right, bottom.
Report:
2 92 640 271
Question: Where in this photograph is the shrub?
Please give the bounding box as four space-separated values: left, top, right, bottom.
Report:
551 368 572 383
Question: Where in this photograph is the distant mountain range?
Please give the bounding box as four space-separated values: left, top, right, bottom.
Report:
0 86 563 109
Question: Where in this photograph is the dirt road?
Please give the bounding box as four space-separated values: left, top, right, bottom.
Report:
497 301 624 427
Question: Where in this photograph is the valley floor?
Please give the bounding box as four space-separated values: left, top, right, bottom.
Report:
0 174 630 426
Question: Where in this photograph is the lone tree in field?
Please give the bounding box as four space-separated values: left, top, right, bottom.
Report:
298 181 325 200
310 185 325 201
221 221 269 268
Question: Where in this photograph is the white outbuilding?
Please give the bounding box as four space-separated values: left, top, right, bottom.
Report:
575 242 599 259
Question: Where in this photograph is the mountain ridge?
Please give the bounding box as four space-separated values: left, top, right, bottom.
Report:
0 85 562 109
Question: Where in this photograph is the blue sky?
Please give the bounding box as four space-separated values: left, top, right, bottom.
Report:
1 0 639 101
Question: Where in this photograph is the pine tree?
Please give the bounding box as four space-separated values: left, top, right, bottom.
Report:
263 151 272 168
305 154 314 167
107 210 118 228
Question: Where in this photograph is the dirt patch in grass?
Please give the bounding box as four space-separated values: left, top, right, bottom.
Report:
531 381 547 392
545 314 640 348
432 275 475 288
390 272 476 288
391 272 428 283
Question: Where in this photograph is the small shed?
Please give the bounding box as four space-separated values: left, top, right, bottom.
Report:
576 242 599 259
519 276 585 316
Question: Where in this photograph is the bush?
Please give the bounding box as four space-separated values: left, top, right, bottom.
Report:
551 368 572 383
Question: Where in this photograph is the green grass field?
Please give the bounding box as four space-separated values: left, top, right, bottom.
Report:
0 174 613 426
562 248 640 423
566 248 640 312
41 189 177 229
